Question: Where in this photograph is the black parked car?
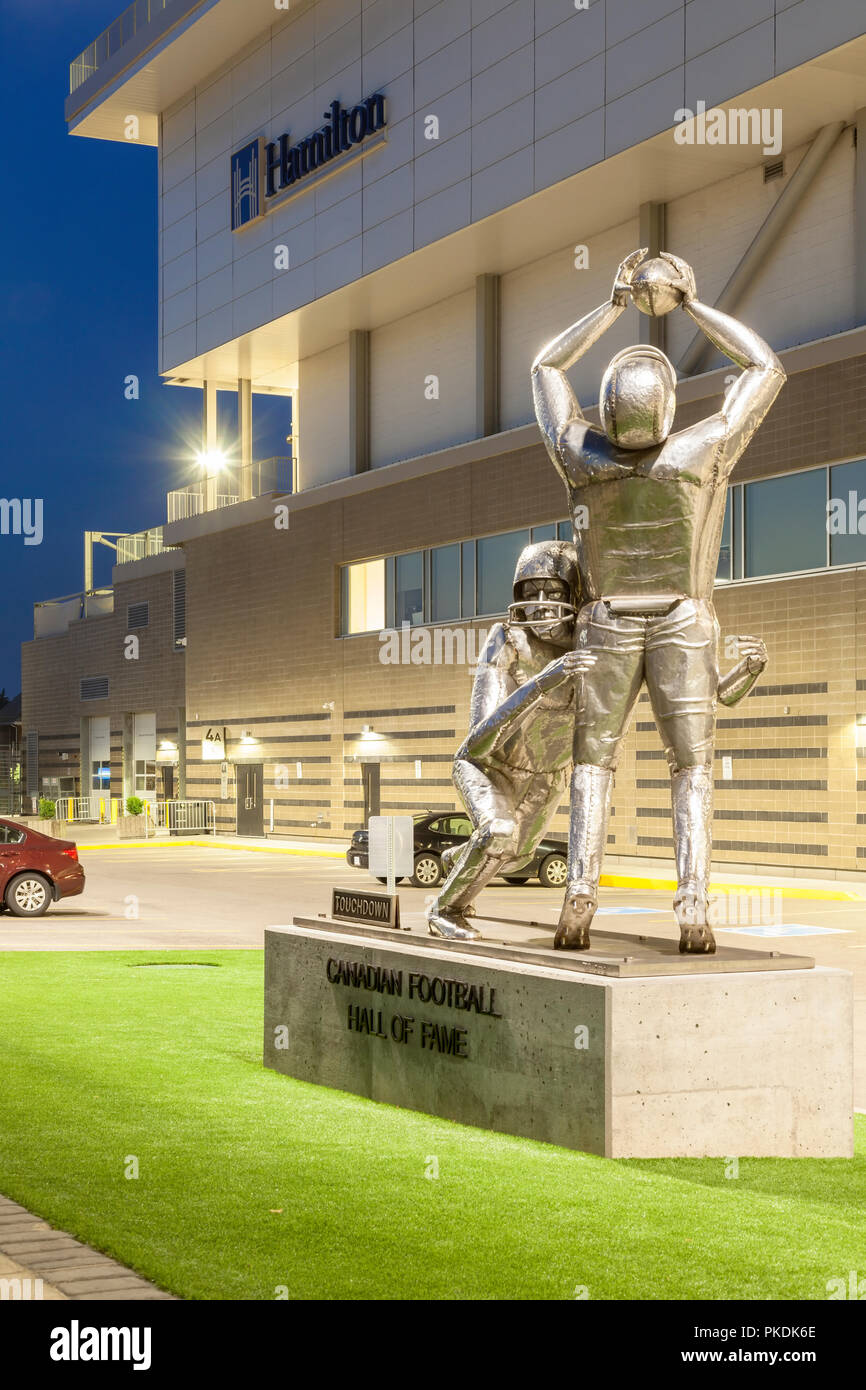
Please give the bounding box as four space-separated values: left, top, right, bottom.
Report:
346 811 568 889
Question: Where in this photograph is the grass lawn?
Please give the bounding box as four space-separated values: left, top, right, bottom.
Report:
0 949 862 1301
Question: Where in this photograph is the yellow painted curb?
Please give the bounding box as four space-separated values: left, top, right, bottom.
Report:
599 873 865 902
77 839 345 859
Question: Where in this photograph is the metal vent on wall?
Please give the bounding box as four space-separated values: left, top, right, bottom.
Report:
80 676 109 701
25 731 38 797
763 158 784 182
173 570 186 649
127 601 149 629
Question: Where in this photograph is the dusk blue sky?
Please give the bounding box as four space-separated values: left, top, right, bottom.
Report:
0 0 289 695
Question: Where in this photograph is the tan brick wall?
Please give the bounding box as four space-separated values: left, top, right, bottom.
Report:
21 569 185 802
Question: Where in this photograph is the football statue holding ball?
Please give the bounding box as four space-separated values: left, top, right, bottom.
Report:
531 247 785 956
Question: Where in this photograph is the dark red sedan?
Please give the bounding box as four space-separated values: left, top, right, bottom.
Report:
0 818 85 917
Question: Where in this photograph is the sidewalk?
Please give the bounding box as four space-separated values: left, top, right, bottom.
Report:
0 1195 175 1301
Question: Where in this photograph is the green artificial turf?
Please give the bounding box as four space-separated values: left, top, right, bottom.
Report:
0 949 862 1300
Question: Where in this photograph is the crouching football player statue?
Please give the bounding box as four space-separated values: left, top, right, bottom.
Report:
531 250 785 953
426 540 597 942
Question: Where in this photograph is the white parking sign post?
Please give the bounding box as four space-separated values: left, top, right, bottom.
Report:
368 816 414 925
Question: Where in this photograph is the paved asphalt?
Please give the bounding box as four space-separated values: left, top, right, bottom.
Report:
1 842 864 1101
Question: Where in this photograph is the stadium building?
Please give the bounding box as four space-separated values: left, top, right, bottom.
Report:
21 0 866 873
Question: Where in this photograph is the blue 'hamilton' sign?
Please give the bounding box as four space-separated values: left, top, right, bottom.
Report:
231 93 387 231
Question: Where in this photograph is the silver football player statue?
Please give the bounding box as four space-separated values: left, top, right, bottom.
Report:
426 540 597 941
532 250 784 953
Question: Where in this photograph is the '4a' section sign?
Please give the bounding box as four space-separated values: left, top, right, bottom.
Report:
202 727 227 761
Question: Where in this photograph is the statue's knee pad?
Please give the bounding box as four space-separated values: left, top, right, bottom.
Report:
477 817 518 858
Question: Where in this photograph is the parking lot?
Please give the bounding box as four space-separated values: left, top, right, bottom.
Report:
1 838 864 1102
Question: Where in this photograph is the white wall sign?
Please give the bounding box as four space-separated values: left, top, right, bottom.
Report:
202 726 227 761
722 756 733 780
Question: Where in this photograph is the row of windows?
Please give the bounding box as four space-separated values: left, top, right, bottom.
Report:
341 460 866 634
341 523 570 635
717 458 866 581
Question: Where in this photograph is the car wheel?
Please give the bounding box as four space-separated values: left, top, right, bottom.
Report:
411 854 442 888
538 853 568 889
5 873 52 918
503 875 531 885
375 876 405 886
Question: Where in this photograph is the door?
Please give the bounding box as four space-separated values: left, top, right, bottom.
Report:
89 716 111 820
236 764 264 837
161 766 174 801
361 762 380 823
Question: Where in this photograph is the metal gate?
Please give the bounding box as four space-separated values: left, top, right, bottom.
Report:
148 800 215 834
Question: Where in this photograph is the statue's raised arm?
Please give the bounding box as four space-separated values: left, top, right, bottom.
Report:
531 248 647 485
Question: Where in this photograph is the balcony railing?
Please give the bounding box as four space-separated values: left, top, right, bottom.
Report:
69 0 172 92
167 456 293 525
116 526 169 566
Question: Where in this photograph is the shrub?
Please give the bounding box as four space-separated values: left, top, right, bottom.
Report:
38 798 56 820
126 796 145 817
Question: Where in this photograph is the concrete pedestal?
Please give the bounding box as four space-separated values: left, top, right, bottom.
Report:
263 920 853 1158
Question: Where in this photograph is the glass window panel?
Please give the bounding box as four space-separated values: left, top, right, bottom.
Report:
715 492 732 583
341 558 386 635
829 459 866 566
531 523 556 543
732 485 743 579
461 541 475 618
431 544 460 621
557 520 571 540
395 551 424 625
385 556 395 629
744 470 826 578
476 529 530 616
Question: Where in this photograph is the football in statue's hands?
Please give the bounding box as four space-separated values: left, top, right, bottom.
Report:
629 257 685 317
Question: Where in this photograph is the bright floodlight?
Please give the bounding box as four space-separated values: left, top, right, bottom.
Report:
196 448 225 471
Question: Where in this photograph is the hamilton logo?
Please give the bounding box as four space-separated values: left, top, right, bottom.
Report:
231 93 387 231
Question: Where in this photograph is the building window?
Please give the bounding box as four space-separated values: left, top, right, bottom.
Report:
127 601 149 629
80 676 109 701
744 468 826 578
460 540 475 618
91 761 111 791
716 493 733 582
430 545 459 622
476 529 529 616
829 458 866 567
341 557 385 635
395 551 424 625
135 760 156 794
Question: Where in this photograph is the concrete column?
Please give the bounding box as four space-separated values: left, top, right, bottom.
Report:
79 717 90 803
855 113 866 324
177 707 187 799
122 713 134 804
348 330 370 474
638 202 666 352
238 378 253 499
475 273 500 437
203 379 218 510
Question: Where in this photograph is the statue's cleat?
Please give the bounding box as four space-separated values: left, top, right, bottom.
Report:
674 895 716 954
427 907 481 942
554 894 596 950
